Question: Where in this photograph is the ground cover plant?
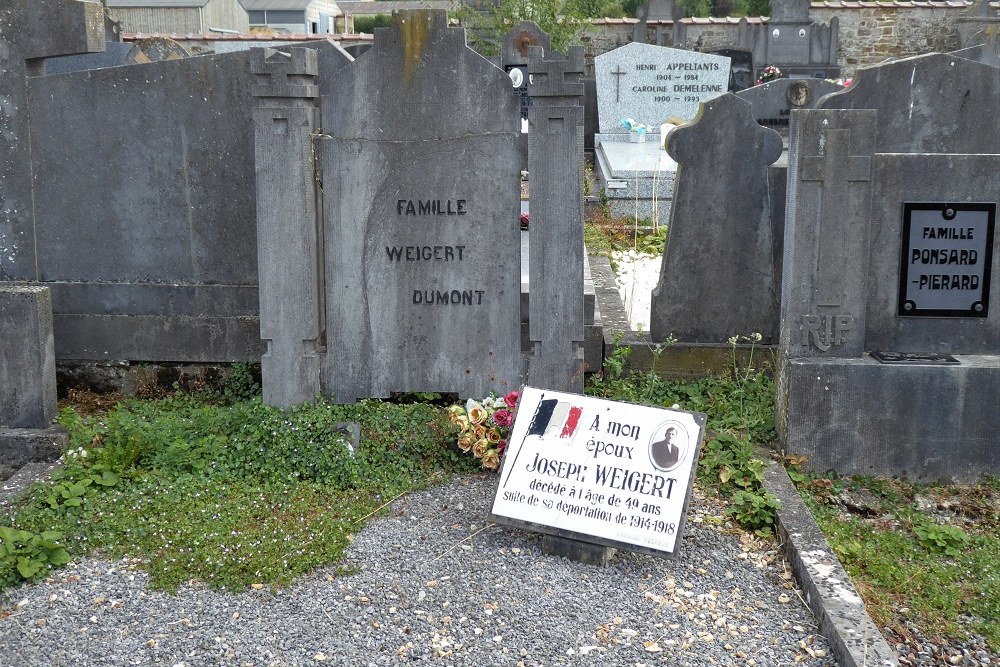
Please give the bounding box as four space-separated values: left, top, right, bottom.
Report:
793 471 1000 655
1 380 476 592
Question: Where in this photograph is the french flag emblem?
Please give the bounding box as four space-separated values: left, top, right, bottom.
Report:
526 398 583 440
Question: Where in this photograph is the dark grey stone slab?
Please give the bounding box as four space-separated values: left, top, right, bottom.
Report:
763 463 900 667
768 0 810 23
29 52 257 285
783 355 1000 482
0 287 57 429
778 109 876 362
527 45 586 393
0 0 104 282
818 53 1000 154
319 10 522 402
53 314 263 362
735 78 842 128
0 428 67 485
949 42 1000 68
650 94 783 344
866 154 1000 355
253 46 323 408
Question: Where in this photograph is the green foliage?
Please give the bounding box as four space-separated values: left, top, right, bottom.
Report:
353 14 392 34
587 342 780 534
0 526 71 587
800 479 999 652
912 517 970 557
6 393 467 592
218 362 261 403
727 489 781 536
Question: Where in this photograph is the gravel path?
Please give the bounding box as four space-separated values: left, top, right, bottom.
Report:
1 475 836 667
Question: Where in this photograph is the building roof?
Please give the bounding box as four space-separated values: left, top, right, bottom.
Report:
107 0 211 7
337 1 457 14
238 0 315 9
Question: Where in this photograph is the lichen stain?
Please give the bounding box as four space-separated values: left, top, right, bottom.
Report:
399 11 431 87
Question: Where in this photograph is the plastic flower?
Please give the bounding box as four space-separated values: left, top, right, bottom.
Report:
492 409 512 428
481 450 501 470
465 399 487 424
486 428 502 444
504 391 519 409
472 439 489 458
458 433 476 452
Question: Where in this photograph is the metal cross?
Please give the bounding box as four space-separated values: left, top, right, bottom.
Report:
611 65 626 103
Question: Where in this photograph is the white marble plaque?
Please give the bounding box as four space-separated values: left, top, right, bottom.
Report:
596 43 730 133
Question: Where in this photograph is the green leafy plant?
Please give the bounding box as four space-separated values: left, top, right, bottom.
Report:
727 489 782 536
912 518 970 557
0 527 71 587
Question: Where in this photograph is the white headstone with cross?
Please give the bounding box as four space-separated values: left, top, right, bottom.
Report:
594 42 730 134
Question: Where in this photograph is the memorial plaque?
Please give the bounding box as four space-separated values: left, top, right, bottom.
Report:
870 351 960 365
897 203 996 318
595 43 730 133
490 387 706 556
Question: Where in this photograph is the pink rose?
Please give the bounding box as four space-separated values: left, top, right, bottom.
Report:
504 390 519 409
492 409 512 428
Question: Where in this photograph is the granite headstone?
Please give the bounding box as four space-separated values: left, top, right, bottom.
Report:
736 78 842 128
595 43 730 133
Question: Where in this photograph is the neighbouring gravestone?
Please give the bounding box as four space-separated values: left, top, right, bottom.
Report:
527 45 586 393
252 47 323 408
735 78 842 129
776 108 1000 482
318 10 522 403
0 287 57 429
0 0 104 282
26 49 265 361
818 53 1000 154
501 21 551 122
0 286 66 480
491 386 707 557
650 94 783 345
595 43 730 133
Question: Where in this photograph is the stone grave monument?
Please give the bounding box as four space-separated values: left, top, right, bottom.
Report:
254 11 525 404
735 77 842 131
593 43 730 228
776 107 1000 482
650 94 784 346
818 52 1000 154
0 286 67 480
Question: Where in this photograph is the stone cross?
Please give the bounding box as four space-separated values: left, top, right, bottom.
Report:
779 109 876 360
252 47 323 408
800 129 872 307
527 45 586 393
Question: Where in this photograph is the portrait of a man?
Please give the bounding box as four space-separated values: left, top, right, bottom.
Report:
649 424 685 471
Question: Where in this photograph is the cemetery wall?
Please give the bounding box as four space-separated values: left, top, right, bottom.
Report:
587 3 982 77
811 4 962 69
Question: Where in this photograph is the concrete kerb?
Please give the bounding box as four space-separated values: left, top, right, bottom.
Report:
764 463 899 667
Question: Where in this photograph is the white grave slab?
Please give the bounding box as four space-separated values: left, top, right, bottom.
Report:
596 43 730 133
491 386 706 555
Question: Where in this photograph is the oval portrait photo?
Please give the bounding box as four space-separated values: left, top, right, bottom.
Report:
647 421 689 472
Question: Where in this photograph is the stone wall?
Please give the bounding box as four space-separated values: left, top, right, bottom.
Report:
811 3 964 71
586 2 994 77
